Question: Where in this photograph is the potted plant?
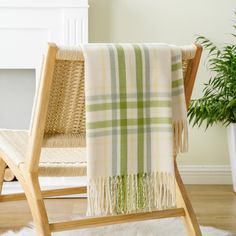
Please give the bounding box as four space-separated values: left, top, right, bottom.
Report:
188 13 236 192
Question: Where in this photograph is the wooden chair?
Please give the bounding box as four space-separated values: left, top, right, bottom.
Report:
0 43 202 236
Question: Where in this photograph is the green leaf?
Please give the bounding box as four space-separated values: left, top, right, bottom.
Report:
190 12 236 129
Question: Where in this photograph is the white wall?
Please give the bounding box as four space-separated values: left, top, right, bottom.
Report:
89 0 236 167
0 70 35 129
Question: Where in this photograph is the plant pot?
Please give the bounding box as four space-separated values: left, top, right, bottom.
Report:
227 123 236 193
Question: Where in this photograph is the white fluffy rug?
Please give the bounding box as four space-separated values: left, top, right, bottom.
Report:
1 218 233 236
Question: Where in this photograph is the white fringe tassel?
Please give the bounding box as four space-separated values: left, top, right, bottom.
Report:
173 120 188 154
87 172 176 216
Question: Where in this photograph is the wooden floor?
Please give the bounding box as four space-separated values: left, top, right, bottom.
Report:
0 185 235 234
187 185 236 234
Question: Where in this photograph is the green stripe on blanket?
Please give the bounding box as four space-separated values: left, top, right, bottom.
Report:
116 44 128 176
171 62 182 71
134 44 144 174
172 79 183 88
82 43 189 216
86 100 171 112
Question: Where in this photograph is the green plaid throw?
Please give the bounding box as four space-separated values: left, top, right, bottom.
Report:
81 43 188 216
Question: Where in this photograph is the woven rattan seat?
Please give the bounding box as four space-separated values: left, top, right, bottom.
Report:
0 130 86 176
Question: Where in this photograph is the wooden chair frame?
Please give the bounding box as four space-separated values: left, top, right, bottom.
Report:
0 43 202 236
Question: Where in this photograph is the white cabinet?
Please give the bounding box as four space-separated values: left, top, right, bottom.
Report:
0 0 89 73
0 0 89 130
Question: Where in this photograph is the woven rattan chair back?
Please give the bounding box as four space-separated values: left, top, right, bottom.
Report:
43 49 86 147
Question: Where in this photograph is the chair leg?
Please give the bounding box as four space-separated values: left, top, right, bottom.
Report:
174 161 202 236
22 173 51 236
0 158 6 194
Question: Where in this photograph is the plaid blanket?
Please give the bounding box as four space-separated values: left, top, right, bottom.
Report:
81 44 188 216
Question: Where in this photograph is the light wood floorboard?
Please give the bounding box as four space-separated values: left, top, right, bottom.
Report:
187 185 236 234
0 185 235 233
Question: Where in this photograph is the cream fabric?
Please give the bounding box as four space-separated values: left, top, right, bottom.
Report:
0 130 87 176
82 44 189 216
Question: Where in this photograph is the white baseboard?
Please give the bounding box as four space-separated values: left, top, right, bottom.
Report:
2 165 232 194
179 165 232 184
